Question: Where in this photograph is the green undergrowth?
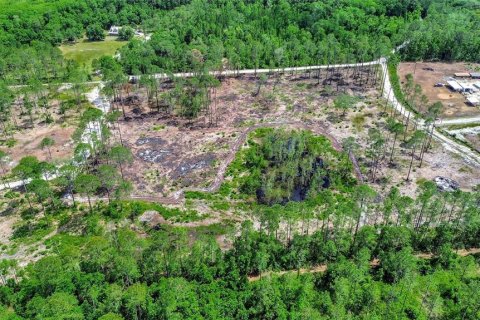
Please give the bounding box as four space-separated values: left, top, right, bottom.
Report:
99 200 203 223
438 128 480 156
224 128 357 205
183 128 360 217
387 57 419 116
446 123 480 131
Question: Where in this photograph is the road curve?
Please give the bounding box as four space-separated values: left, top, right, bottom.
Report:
379 60 480 167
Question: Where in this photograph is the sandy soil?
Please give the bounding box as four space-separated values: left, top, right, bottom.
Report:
6 125 75 166
0 214 17 245
0 87 85 174
398 62 480 118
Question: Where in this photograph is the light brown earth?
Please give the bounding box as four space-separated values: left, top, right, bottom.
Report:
0 89 87 174
398 62 480 118
7 125 75 165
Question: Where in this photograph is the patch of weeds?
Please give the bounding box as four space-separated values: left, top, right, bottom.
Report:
352 115 365 132
4 191 19 199
210 201 230 211
416 178 427 185
5 138 16 148
459 166 473 173
20 207 39 220
185 191 215 200
295 83 307 90
45 233 87 255
152 124 165 131
168 209 204 223
193 222 235 236
12 217 54 243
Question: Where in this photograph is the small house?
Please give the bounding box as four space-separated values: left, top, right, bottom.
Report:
108 26 122 35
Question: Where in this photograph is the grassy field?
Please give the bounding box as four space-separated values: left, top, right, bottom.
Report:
59 36 127 71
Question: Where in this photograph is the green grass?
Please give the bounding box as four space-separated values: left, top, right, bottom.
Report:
59 36 127 71
446 123 480 131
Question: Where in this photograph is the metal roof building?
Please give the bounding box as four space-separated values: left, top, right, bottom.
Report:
460 83 477 93
454 72 471 78
471 72 480 79
447 80 463 92
466 96 480 106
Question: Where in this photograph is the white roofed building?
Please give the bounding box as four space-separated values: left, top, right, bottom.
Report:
466 96 479 106
447 80 463 92
108 26 122 35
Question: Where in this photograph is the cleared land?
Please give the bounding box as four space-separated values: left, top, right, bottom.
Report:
59 36 127 71
113 70 480 199
398 62 480 118
0 88 88 172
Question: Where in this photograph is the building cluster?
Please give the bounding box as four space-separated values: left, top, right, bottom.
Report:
446 72 480 106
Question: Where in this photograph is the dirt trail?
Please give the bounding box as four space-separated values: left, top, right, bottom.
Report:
190 120 364 194
0 229 58 267
248 248 480 282
80 120 364 205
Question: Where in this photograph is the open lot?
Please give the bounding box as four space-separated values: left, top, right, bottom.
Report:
0 88 88 174
398 62 480 118
59 36 127 71
7 125 75 165
114 69 480 198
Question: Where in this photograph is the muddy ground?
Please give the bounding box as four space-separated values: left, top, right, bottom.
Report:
398 62 480 118
115 67 480 199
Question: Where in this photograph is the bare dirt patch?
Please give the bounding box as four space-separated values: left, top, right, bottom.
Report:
117 67 377 197
7 125 75 165
398 62 480 118
114 67 479 199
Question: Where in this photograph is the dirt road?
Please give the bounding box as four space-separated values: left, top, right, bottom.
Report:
248 248 480 282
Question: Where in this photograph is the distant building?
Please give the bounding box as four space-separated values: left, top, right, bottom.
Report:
454 72 471 78
474 82 480 90
108 26 122 35
471 72 480 79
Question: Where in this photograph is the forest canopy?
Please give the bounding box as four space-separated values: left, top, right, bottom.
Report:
1 0 478 83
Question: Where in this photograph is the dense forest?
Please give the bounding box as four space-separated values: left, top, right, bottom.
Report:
1 214 479 319
1 0 480 319
1 0 479 84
